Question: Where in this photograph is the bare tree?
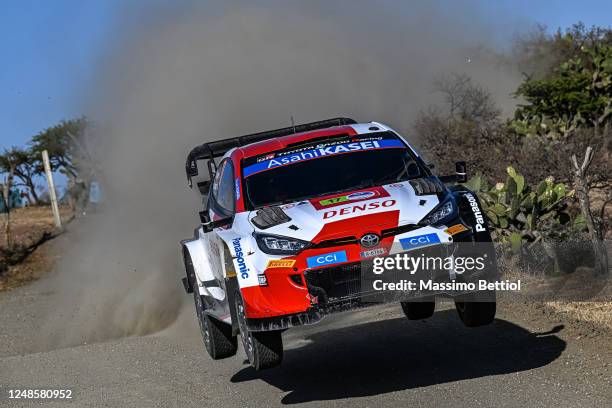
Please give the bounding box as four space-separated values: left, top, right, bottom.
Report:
414 74 510 179
571 147 608 274
433 73 501 127
1 160 16 250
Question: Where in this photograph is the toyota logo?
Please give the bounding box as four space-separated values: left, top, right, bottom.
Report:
360 233 380 248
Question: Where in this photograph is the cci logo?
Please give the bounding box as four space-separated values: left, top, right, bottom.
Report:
399 233 441 250
306 250 347 268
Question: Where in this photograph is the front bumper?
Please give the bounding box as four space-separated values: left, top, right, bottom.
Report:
243 226 497 331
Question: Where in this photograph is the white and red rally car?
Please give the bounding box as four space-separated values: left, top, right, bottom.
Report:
181 118 497 369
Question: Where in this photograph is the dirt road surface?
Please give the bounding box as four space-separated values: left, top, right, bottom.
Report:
1 226 611 407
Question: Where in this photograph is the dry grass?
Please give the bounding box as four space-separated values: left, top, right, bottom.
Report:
546 301 612 330
0 240 60 291
0 206 73 291
0 206 72 250
499 253 612 331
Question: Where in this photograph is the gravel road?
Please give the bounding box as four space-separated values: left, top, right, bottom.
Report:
1 228 610 407
2 288 611 406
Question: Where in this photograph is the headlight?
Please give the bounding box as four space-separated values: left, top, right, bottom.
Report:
423 200 456 225
254 233 310 255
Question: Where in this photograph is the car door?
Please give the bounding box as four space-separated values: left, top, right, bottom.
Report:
207 159 236 286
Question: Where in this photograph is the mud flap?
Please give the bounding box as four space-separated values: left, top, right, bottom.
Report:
182 277 193 293
226 278 240 336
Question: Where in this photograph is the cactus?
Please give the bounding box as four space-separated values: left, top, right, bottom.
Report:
463 166 581 244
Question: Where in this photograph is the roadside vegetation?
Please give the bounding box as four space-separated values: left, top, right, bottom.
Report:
0 118 95 278
416 23 610 271
414 23 611 327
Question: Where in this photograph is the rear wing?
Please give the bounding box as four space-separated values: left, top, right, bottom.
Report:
185 117 356 187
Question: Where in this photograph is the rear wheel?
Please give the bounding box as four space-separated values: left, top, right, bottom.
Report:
455 291 496 327
235 292 283 370
400 297 435 320
187 253 237 359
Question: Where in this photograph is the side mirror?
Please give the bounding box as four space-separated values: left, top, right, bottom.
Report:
199 211 233 233
455 161 467 183
197 180 211 195
199 210 211 225
439 161 468 184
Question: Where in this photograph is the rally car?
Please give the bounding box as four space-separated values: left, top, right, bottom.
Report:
181 117 497 370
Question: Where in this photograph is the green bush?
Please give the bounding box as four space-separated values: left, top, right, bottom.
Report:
463 166 585 248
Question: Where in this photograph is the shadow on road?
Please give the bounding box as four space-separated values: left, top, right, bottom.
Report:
231 309 566 404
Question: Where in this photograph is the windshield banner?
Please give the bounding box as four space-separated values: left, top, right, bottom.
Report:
243 138 405 177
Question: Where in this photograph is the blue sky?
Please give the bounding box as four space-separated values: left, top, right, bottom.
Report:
1 0 611 150
1 0 118 149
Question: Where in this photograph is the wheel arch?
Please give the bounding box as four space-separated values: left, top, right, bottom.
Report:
180 243 194 293
181 237 216 294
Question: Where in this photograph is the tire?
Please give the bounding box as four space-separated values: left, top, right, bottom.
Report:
455 291 496 327
235 292 283 370
400 298 435 320
186 253 237 359
199 311 238 359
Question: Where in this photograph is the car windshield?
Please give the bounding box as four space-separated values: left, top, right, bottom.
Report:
242 132 425 209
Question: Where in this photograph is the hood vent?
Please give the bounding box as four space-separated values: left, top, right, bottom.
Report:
251 206 292 230
409 178 445 196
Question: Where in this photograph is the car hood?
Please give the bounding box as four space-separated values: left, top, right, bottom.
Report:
247 180 446 242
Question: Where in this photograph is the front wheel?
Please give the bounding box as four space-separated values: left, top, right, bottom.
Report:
200 311 238 359
454 291 496 327
235 292 283 370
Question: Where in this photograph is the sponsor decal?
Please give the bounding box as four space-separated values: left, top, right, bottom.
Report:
306 293 319 304
445 223 469 236
234 178 240 200
273 135 383 159
361 247 386 258
306 250 348 268
347 191 375 200
318 190 376 207
257 153 275 163
319 195 350 207
281 201 309 210
312 187 388 210
387 183 404 188
465 193 486 232
257 274 268 286
323 199 396 219
399 233 441 250
266 259 296 269
232 238 250 279
243 139 404 176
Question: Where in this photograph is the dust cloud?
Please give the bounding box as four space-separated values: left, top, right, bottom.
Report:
39 1 522 347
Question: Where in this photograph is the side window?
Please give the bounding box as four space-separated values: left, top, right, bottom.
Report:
210 161 224 200
214 160 235 213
